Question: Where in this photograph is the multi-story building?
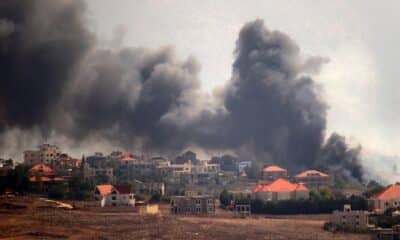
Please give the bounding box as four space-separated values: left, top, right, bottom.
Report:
368 184 400 214
23 150 41 165
170 195 216 215
331 205 369 230
180 172 218 185
174 151 198 164
24 144 60 165
294 170 332 189
262 165 288 183
252 178 309 201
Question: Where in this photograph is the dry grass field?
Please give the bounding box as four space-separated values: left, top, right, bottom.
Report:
0 196 371 240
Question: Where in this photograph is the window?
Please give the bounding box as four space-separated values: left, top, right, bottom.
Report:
195 199 201 204
196 207 201 213
112 196 116 200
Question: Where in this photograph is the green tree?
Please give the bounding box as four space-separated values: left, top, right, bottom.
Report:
6 165 30 193
219 189 233 206
67 176 93 200
48 184 67 199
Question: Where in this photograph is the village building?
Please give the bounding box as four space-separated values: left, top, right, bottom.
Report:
295 170 332 189
238 161 252 173
210 155 239 172
331 204 369 231
235 204 251 217
81 158 114 182
24 144 61 165
368 184 400 214
94 184 135 207
262 165 288 183
170 195 216 215
180 172 218 185
86 152 108 168
132 180 165 196
0 159 14 176
119 153 138 165
252 178 309 201
28 164 65 191
174 151 198 164
57 153 80 168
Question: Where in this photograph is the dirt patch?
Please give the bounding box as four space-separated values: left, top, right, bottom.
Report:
0 196 371 240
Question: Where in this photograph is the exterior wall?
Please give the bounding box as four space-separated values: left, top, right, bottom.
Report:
133 182 165 196
294 190 309 200
331 209 369 230
96 192 135 207
262 171 287 182
369 197 400 214
295 175 332 189
24 150 41 165
39 144 60 164
24 144 60 165
255 190 309 202
170 196 215 215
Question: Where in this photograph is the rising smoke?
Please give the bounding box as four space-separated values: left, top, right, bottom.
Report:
0 1 364 181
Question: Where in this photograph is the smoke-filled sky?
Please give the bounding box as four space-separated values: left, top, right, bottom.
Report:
0 0 399 183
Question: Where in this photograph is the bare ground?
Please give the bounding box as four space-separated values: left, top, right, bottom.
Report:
0 196 371 240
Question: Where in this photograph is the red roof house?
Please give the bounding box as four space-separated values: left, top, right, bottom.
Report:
369 184 400 214
253 178 309 201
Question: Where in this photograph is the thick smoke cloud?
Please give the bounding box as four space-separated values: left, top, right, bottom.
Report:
0 1 364 181
0 0 92 132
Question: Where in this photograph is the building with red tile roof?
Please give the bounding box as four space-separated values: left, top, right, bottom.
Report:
28 164 65 183
262 165 288 183
294 170 331 189
252 178 309 201
94 184 135 207
368 184 400 214
95 185 114 196
119 153 138 165
29 164 55 176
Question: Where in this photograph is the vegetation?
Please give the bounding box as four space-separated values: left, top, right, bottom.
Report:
370 207 400 228
363 180 384 198
67 176 93 200
48 184 67 199
219 189 233 207
0 165 30 194
232 190 367 215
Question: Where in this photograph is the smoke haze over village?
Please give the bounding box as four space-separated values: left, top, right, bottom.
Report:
0 0 399 184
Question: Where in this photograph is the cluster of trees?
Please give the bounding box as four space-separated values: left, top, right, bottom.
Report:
370 207 400 228
248 196 367 215
0 166 94 200
0 166 30 194
219 187 368 214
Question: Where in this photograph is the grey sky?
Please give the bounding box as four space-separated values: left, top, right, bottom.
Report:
86 0 400 180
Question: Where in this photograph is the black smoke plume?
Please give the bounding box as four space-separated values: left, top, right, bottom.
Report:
0 1 364 181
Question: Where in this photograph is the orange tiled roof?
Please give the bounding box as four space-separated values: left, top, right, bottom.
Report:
96 185 114 196
121 153 136 161
295 170 328 178
29 176 64 182
253 178 308 193
263 165 287 172
371 184 400 200
29 164 54 176
114 184 131 194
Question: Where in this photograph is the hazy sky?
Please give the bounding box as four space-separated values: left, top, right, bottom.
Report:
86 1 400 159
